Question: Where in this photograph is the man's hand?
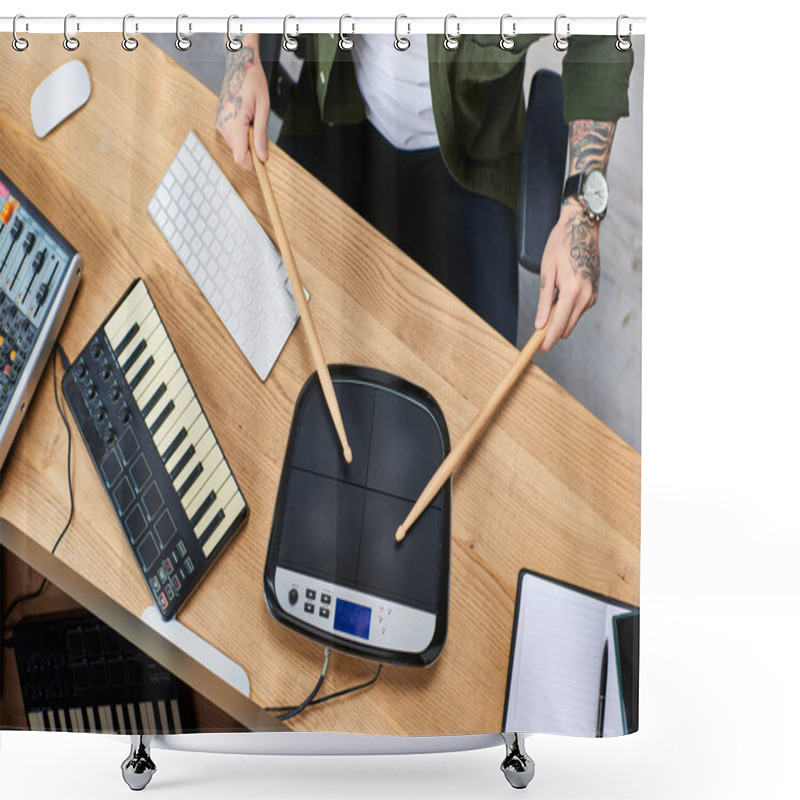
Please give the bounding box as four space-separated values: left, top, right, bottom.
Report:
535 120 616 352
215 34 270 169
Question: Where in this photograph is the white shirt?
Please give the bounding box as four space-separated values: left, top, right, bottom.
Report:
351 34 439 151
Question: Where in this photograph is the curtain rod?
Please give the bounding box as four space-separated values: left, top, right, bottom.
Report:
0 16 646 37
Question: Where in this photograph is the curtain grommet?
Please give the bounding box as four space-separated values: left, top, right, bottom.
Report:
175 14 192 51
63 14 80 51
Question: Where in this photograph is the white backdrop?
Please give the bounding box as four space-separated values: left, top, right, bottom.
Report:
2 1 799 798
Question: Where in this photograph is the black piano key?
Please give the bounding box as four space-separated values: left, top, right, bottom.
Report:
140 382 167 419
115 322 139 358
177 462 203 499
190 490 216 528
129 355 154 392
149 399 174 436
121 339 146 374
162 427 187 464
198 509 225 549
169 444 195 482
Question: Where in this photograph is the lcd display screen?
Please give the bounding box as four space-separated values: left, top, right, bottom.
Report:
334 598 371 640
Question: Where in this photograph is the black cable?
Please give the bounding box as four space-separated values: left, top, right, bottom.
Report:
267 647 332 721
266 655 383 717
0 347 74 635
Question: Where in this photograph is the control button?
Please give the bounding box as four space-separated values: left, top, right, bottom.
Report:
185 557 194 574
165 583 174 601
158 566 167 583
111 385 122 402
177 540 187 557
165 558 173 574
76 362 87 379
158 592 168 610
150 576 160 592
112 477 135 514
130 454 152 491
86 382 97 400
171 575 181 592
320 607 330 619
288 588 298 606
155 512 176 549
321 593 331 605
142 483 163 519
104 427 116 445
118 427 138 463
304 602 314 614
305 589 316 600
100 449 123 486
124 504 147 544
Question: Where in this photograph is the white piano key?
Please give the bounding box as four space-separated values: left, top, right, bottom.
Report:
127 702 138 732
58 709 68 731
132 342 180 405
184 456 229 521
119 312 163 376
104 281 150 346
153 388 199 454
170 699 183 734
195 471 237 538
98 705 113 733
86 706 98 733
28 711 46 731
202 484 246 558
143 368 185 431
165 413 208 476
140 701 157 734
115 703 126 733
47 710 57 731
157 699 169 733
181 441 223 510
68 708 81 732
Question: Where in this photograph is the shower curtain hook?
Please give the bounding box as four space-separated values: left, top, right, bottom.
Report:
339 15 355 50
226 15 243 52
63 14 80 51
282 16 299 51
553 14 570 51
12 14 29 51
616 15 632 51
443 14 460 51
122 15 139 51
499 14 516 50
175 14 192 51
394 15 411 51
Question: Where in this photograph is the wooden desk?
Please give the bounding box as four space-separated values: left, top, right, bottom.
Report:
0 35 640 736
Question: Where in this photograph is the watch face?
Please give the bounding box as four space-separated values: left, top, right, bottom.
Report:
583 171 608 215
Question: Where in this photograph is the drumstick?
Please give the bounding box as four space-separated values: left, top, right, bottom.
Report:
249 128 352 464
396 311 554 542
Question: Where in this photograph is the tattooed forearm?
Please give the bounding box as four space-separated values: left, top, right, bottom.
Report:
216 45 256 127
565 210 600 293
569 120 616 175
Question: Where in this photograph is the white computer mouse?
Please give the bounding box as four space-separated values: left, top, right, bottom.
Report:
30 61 91 138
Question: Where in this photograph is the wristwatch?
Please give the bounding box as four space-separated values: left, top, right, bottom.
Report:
562 170 609 222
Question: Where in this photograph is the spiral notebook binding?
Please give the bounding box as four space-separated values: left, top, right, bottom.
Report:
5 14 644 52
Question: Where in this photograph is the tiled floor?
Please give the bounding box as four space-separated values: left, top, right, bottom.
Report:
149 33 643 451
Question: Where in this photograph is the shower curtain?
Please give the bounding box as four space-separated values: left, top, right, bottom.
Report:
0 25 642 749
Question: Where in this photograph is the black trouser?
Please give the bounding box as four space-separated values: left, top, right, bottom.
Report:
278 121 518 343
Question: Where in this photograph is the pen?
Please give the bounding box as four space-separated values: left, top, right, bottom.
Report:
596 638 609 738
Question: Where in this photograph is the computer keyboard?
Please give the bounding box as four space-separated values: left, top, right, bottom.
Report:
148 131 302 381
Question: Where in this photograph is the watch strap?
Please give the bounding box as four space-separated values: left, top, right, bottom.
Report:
562 173 584 203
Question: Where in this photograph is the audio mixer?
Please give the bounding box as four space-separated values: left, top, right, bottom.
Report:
0 169 82 469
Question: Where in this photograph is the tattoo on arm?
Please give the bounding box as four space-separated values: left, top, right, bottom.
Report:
568 120 616 175
216 45 256 127
565 212 600 293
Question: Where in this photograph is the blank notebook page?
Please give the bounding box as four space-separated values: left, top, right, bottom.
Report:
505 572 629 737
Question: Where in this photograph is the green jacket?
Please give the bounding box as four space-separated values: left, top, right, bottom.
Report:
282 35 633 213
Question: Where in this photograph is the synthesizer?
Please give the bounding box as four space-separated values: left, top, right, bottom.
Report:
0 169 82 468
12 611 194 734
62 279 248 620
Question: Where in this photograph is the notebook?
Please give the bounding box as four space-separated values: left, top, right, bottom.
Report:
503 569 639 737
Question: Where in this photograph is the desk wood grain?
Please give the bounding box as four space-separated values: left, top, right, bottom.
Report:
0 35 640 735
